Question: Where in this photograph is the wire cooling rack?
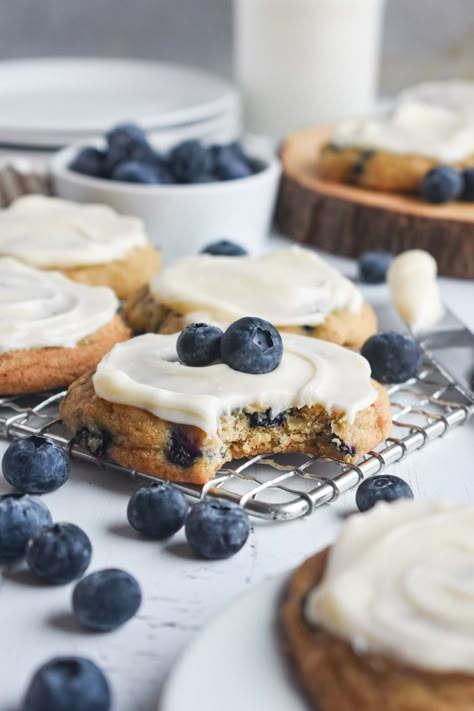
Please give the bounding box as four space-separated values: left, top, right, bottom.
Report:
0 349 472 521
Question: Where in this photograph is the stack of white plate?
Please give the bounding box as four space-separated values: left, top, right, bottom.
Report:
0 58 241 156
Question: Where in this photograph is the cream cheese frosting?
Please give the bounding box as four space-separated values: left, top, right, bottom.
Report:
149 247 363 327
332 80 474 163
92 332 377 434
388 249 444 333
305 499 474 674
0 258 118 353
0 195 148 268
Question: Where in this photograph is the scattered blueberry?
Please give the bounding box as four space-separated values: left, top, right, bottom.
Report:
247 409 288 427
211 144 253 180
112 160 160 184
72 568 142 632
220 317 283 374
361 331 422 384
166 428 202 468
127 482 188 539
420 165 463 204
26 523 92 585
168 140 213 183
356 475 414 512
69 147 105 178
0 494 52 560
104 122 156 175
22 656 111 711
185 499 250 559
176 323 223 367
200 239 248 256
462 167 474 201
2 436 70 494
358 251 392 284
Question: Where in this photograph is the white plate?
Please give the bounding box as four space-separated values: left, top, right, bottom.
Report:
0 58 238 145
159 574 307 711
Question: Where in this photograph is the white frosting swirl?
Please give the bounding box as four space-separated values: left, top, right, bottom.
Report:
305 499 474 673
333 80 474 163
388 250 444 332
150 247 363 327
0 195 148 267
92 332 377 434
0 258 118 353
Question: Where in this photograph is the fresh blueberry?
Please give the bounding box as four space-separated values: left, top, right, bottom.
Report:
176 323 223 366
167 140 213 183
361 331 422 384
200 239 248 257
72 568 142 631
26 523 92 585
0 494 52 560
127 482 188 539
166 429 202 468
185 499 250 559
111 160 160 184
69 147 105 178
220 317 283 374
461 167 474 201
210 144 253 180
420 165 463 204
104 122 156 175
356 475 414 512
358 251 392 284
22 656 111 711
2 436 70 494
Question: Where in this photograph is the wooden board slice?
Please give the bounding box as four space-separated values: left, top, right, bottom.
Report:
275 125 474 279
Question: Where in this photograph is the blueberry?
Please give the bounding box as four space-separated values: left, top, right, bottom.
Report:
176 323 223 366
420 165 463 204
247 409 287 427
185 499 250 559
167 140 213 183
26 523 92 585
210 144 253 180
69 147 105 178
72 568 142 631
200 239 248 257
166 428 202 468
356 475 414 512
2 436 70 494
220 317 283 374
127 482 188 539
112 160 160 184
361 331 422 384
461 167 474 201
104 122 157 175
358 251 392 284
22 656 111 711
0 494 52 560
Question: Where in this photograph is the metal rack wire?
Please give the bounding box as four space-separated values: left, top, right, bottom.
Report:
0 350 472 521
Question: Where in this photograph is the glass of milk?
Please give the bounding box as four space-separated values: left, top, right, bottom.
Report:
234 0 386 140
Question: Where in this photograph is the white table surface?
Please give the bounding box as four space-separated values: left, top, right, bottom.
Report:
0 241 473 711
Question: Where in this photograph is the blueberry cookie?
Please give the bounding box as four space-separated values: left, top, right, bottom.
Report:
0 258 129 394
60 330 391 484
281 500 474 711
0 195 160 299
124 247 377 349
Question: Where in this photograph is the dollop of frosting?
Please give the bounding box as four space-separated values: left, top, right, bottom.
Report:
305 499 474 673
149 247 363 327
0 258 118 353
92 332 377 434
388 249 444 332
332 80 474 163
0 195 148 267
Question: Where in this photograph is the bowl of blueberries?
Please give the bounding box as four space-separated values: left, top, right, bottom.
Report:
50 122 281 260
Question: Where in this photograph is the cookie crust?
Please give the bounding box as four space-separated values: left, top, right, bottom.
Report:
0 315 130 395
48 243 161 300
280 547 474 711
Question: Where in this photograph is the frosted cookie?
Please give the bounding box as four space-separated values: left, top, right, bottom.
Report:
123 247 377 348
60 329 391 484
0 258 129 394
281 499 474 711
318 80 474 193
0 195 160 299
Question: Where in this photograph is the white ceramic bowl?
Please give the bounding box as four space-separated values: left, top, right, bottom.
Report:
50 137 281 262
